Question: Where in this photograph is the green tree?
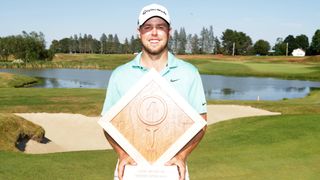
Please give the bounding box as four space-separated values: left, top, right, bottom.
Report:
87 34 94 53
273 37 287 55
172 30 179 54
310 29 320 55
72 34 79 53
191 34 200 54
123 38 131 54
253 39 270 55
221 29 252 55
0 37 10 60
79 34 84 53
199 26 215 54
221 29 236 55
59 38 71 53
106 34 114 54
130 35 141 53
49 40 60 53
100 33 107 54
113 34 121 54
178 27 187 54
284 35 298 55
295 34 309 51
0 31 51 61
214 37 222 54
185 34 192 54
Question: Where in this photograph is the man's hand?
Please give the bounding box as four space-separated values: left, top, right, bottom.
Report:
118 153 137 180
165 154 187 180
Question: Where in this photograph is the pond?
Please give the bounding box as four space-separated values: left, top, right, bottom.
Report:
1 68 320 101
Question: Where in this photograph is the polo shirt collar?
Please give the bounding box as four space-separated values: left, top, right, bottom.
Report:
131 52 178 70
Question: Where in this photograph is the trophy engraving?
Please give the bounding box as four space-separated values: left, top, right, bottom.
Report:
138 95 167 150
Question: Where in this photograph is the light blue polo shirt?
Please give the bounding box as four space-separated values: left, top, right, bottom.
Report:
101 52 207 115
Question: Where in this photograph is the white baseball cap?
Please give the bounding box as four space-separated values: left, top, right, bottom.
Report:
138 4 171 26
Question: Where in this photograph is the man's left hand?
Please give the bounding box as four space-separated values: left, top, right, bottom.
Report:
165 155 187 180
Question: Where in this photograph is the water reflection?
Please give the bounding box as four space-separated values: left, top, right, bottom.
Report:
221 88 236 95
34 78 97 88
1 68 320 101
284 87 306 92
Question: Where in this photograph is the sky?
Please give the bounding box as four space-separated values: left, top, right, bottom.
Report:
1 0 319 48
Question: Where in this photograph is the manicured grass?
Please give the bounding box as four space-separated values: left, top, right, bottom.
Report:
195 60 320 81
0 72 39 88
1 54 320 80
189 114 320 179
1 54 320 179
0 88 319 179
0 150 117 180
0 113 44 151
1 87 319 116
0 88 105 116
0 53 134 70
1 115 319 179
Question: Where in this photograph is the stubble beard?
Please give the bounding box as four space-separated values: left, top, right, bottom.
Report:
142 39 169 55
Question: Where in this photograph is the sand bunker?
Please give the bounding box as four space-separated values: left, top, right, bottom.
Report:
15 105 280 154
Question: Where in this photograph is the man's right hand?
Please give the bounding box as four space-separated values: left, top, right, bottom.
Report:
118 153 137 180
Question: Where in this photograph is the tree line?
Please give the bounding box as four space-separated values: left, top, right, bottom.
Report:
0 31 53 61
50 34 142 54
47 27 320 56
1 28 320 62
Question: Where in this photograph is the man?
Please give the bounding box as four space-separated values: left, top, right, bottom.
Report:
101 4 207 180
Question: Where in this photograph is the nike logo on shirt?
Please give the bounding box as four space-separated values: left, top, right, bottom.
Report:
170 79 180 82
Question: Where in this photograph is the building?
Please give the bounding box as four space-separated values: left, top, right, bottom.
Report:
292 48 306 57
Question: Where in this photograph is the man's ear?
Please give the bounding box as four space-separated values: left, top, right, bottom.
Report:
137 28 141 39
169 27 172 39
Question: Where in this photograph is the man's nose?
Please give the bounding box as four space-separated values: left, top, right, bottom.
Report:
151 27 158 35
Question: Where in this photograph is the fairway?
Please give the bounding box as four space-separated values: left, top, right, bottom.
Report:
246 62 317 74
189 115 320 179
1 115 320 179
196 60 320 80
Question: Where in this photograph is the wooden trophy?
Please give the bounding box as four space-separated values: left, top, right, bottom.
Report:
98 69 207 180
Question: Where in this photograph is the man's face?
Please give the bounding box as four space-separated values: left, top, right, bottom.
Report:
138 17 171 55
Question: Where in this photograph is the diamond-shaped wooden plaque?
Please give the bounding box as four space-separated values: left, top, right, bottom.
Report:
98 68 206 166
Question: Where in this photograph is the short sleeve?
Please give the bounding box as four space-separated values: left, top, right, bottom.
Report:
101 71 121 116
189 70 207 114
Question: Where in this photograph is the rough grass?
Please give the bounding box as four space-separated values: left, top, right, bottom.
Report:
0 113 45 151
0 72 39 88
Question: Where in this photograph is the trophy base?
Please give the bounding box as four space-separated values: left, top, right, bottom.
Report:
123 165 179 180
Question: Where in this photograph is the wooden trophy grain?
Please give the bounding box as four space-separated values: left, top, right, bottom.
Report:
98 69 206 180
